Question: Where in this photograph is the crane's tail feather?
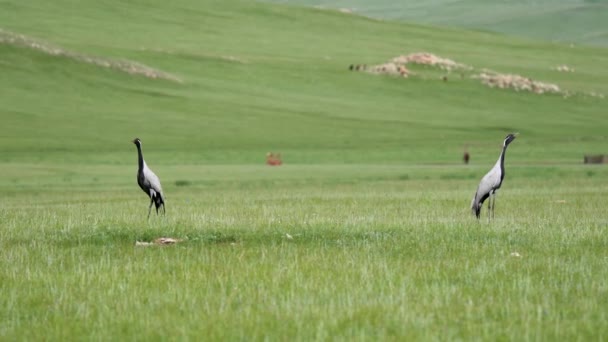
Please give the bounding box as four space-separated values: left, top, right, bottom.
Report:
472 202 481 218
153 193 165 214
471 191 489 219
471 198 481 218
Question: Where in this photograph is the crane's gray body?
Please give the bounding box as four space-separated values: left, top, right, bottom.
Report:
133 138 165 217
471 134 516 219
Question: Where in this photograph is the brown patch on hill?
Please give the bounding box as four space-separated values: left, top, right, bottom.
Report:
351 52 470 78
391 52 472 71
348 52 601 96
472 71 560 94
366 63 411 77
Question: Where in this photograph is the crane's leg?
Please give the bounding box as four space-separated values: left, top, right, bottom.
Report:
487 191 493 222
162 203 166 215
492 193 497 219
148 199 154 219
487 193 491 221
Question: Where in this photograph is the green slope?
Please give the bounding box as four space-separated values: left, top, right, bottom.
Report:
1 2 608 340
268 0 608 46
0 0 606 166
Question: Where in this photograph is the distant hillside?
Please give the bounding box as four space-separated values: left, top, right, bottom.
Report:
267 0 608 46
1 0 607 165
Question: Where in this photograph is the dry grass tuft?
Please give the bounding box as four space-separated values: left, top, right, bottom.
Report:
135 237 185 246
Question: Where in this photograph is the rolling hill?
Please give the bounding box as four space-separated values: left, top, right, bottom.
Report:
0 0 606 167
267 0 608 46
1 1 608 340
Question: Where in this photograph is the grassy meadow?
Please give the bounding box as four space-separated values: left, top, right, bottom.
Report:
1 0 608 340
268 0 608 46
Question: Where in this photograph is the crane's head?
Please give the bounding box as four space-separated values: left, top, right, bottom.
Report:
503 133 517 146
132 138 141 146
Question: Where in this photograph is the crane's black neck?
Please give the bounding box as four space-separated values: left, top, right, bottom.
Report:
136 144 144 170
499 143 508 181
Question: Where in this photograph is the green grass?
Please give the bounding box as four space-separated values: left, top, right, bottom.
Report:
1 0 608 340
268 0 608 46
2 165 608 340
1 0 607 165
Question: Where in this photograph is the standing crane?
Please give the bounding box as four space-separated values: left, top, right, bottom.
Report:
132 138 165 218
471 133 517 219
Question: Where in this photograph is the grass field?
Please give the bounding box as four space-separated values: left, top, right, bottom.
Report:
268 0 608 46
1 0 608 340
2 166 607 340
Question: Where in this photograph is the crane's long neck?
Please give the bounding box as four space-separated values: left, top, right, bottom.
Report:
497 143 509 180
136 144 144 171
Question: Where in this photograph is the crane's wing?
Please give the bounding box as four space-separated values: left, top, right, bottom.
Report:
143 165 164 196
481 165 502 191
472 166 501 208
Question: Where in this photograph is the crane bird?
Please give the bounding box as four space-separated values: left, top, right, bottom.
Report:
471 133 517 219
132 138 165 218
